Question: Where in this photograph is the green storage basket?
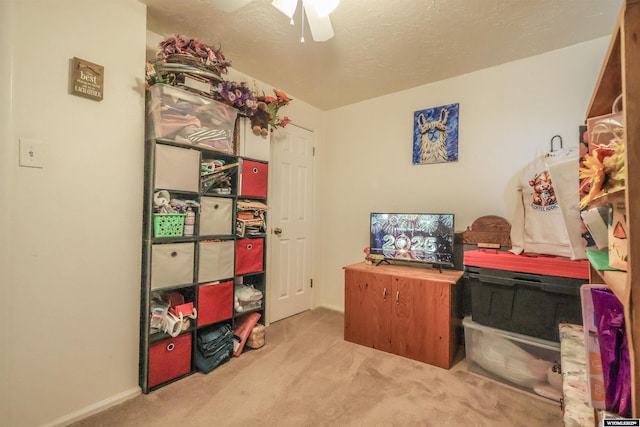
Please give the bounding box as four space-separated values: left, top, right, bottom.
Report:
153 213 186 238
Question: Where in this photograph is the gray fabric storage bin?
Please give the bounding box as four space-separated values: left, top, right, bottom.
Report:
154 143 200 192
199 197 233 236
198 240 234 282
238 117 269 161
151 242 195 289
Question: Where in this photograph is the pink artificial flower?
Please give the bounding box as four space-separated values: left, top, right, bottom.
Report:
280 116 291 127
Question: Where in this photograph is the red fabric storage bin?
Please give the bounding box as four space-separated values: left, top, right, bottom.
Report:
197 280 233 326
148 334 192 388
240 159 268 198
235 238 264 275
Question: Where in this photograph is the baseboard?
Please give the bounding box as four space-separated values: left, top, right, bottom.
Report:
314 303 344 314
46 386 141 427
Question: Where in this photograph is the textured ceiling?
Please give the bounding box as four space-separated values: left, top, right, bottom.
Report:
142 0 622 110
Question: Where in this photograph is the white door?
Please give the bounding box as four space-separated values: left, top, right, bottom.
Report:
268 124 314 322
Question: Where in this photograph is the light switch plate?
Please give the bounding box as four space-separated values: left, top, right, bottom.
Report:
19 138 44 168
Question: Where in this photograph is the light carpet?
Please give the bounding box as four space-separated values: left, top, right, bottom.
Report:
71 308 562 426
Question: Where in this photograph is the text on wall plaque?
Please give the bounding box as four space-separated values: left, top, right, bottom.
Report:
70 57 104 101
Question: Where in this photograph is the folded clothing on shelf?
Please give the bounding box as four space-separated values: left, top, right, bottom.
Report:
234 284 263 313
195 323 234 373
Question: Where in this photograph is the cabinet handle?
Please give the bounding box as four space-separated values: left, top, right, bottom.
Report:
396 291 399 304
383 287 387 300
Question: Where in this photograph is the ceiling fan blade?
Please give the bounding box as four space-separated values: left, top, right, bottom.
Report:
272 0 298 18
304 0 338 17
210 0 253 12
303 2 334 41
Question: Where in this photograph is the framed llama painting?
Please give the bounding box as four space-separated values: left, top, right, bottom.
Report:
412 103 459 165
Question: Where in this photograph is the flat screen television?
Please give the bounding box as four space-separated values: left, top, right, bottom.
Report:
370 213 455 267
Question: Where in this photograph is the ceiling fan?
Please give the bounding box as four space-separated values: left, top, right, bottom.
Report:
209 0 339 42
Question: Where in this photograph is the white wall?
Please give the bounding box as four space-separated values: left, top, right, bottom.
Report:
314 37 611 311
0 4 610 424
0 1 146 426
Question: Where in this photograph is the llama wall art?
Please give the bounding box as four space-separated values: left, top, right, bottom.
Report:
413 103 459 165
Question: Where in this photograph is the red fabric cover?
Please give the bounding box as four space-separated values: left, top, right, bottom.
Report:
148 334 192 388
463 249 589 279
169 302 194 318
240 159 268 198
235 238 264 275
233 312 262 357
197 281 233 327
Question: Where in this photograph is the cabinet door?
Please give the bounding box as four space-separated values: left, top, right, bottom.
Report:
390 276 453 368
344 269 391 352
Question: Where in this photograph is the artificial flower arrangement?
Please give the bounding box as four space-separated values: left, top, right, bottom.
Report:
579 126 626 208
145 35 231 89
157 34 231 75
215 80 258 117
262 89 292 129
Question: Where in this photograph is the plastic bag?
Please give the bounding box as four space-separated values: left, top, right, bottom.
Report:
591 288 631 417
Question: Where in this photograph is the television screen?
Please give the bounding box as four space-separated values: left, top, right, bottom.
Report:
370 213 455 266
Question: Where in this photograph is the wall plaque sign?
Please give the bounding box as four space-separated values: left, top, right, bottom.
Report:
70 57 104 101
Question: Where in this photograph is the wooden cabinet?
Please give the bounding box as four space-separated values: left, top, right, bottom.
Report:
584 0 639 417
344 262 463 369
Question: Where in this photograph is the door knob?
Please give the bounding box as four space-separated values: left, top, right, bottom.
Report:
274 227 283 236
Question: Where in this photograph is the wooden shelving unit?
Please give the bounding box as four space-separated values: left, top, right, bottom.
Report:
585 0 640 417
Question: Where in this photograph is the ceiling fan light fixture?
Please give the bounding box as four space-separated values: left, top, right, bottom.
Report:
304 0 339 17
303 0 334 41
271 0 337 42
271 0 298 19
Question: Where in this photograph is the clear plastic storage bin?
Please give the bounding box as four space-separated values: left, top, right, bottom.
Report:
463 316 562 401
146 84 238 155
